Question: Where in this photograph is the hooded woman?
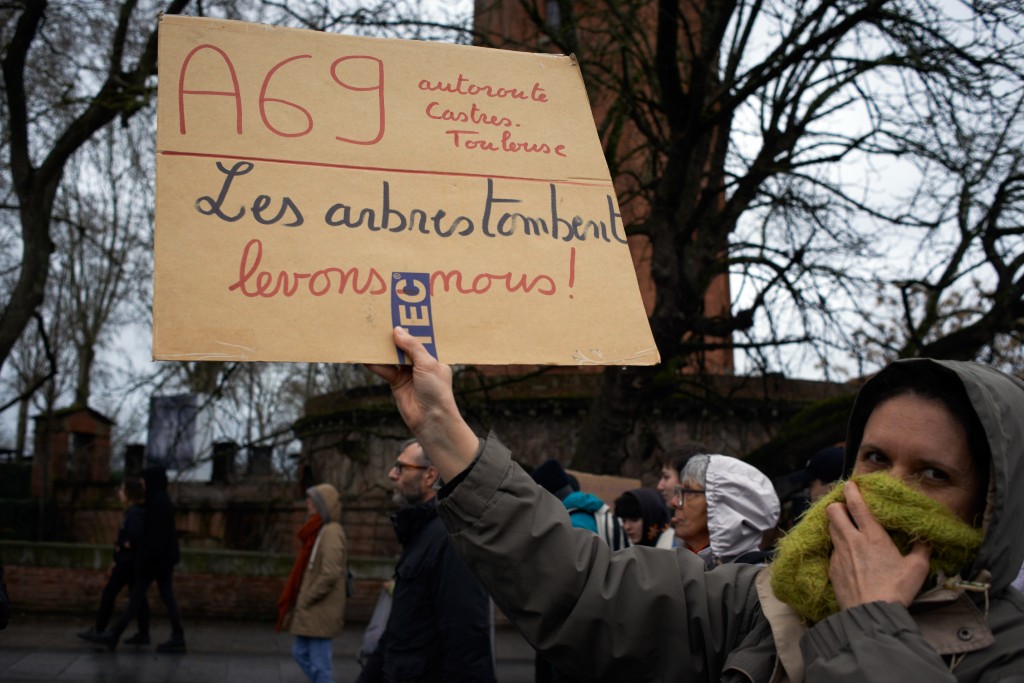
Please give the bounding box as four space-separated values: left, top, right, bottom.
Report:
371 327 1024 682
613 488 670 547
671 454 780 566
278 483 348 683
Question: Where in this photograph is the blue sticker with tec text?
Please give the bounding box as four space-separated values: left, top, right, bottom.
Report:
391 272 438 363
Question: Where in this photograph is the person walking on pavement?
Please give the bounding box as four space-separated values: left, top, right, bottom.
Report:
277 483 349 683
356 438 495 683
85 466 186 653
77 477 150 646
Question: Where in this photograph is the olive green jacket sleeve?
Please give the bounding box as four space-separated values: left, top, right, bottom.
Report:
438 433 764 682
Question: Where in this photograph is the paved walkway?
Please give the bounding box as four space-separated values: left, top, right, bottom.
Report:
0 613 536 682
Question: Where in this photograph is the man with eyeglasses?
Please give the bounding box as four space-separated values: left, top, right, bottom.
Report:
356 439 495 683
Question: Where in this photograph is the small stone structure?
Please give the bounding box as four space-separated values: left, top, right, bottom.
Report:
31 406 114 498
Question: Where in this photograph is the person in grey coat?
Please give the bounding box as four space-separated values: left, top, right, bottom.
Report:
369 326 1024 682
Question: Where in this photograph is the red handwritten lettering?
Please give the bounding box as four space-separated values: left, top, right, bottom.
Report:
445 129 499 151
332 55 385 145
175 45 385 145
225 239 558 299
444 130 567 157
178 44 243 135
227 239 387 297
418 73 547 102
259 55 314 138
425 101 512 128
431 270 557 296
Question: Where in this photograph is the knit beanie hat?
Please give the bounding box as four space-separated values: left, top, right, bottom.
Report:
531 459 574 500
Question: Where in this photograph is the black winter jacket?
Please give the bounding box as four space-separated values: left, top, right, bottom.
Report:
357 499 495 683
139 467 180 576
114 505 145 567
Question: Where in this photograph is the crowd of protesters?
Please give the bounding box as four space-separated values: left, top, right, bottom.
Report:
44 329 1024 682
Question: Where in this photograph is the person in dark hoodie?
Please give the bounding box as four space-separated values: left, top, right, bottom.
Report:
77 477 150 645
370 327 1024 682
613 488 670 547
85 466 186 653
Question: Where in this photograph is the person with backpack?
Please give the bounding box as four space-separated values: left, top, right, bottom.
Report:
530 459 630 552
278 483 348 683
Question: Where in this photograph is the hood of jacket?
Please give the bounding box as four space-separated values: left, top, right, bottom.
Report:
306 483 342 524
705 455 780 563
619 488 670 546
844 358 1024 591
562 490 605 513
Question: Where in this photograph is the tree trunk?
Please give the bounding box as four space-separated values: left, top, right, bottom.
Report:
0 198 57 377
75 342 96 408
570 364 661 473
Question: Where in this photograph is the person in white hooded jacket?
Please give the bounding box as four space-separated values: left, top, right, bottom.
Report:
672 454 781 567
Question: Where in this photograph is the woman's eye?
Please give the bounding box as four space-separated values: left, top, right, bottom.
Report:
921 467 951 483
860 451 889 467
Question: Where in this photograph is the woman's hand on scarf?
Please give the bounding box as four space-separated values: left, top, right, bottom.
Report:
826 481 932 610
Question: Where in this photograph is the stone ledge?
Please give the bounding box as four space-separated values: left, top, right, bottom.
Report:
0 540 394 579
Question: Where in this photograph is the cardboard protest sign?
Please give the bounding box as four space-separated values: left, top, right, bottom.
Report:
153 16 659 365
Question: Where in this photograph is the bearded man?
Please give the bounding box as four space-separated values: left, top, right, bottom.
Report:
355 439 495 683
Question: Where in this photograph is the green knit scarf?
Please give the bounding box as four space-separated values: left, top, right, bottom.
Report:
770 472 983 624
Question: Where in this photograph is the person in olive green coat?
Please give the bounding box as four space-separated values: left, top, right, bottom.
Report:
370 327 1024 682
278 483 348 683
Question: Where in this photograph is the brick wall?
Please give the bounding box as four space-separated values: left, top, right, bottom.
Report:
4 565 287 621
1 541 393 623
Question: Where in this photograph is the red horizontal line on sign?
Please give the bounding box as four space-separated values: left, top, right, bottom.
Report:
159 150 612 188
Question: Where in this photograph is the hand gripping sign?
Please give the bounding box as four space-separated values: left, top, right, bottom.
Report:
152 16 658 366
